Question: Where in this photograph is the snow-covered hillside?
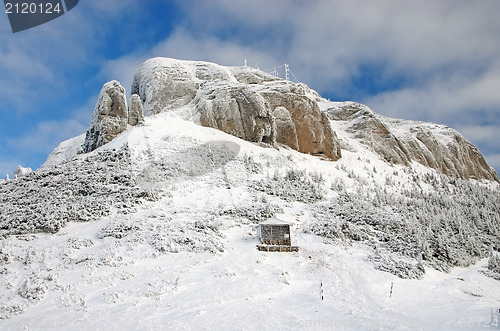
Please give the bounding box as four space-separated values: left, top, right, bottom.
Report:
1 59 500 329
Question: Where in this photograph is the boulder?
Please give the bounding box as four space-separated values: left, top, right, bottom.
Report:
14 165 32 178
273 106 299 150
131 58 235 116
196 84 276 144
260 83 341 160
128 94 145 126
326 102 410 165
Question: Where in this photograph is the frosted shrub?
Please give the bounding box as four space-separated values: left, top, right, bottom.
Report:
217 201 282 224
149 220 224 254
308 173 500 278
488 251 500 278
18 273 49 300
369 253 425 280
243 154 261 174
0 145 160 236
99 216 225 256
251 168 324 203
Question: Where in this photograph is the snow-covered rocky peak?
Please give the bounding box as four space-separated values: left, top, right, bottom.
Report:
131 57 341 160
131 58 240 115
325 101 499 182
81 80 128 153
59 58 499 182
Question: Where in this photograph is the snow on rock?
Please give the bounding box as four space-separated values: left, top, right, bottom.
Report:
13 165 32 178
1 57 500 329
326 101 499 182
0 111 499 328
81 81 129 153
131 58 238 116
81 81 145 153
127 94 145 126
132 57 341 160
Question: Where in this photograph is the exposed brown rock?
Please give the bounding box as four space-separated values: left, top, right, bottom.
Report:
132 58 342 160
82 81 129 153
196 85 276 144
273 106 299 150
260 85 340 160
128 94 145 126
327 102 499 182
82 81 145 153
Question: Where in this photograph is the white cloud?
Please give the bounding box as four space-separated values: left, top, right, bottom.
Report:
98 0 500 172
8 119 86 153
0 0 141 112
150 28 279 68
0 160 21 179
100 55 148 97
157 1 500 114
106 1 500 118
362 67 500 123
101 27 281 96
6 96 95 169
456 125 499 146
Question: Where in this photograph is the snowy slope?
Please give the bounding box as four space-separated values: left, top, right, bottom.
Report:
42 134 85 169
1 57 500 329
1 110 500 330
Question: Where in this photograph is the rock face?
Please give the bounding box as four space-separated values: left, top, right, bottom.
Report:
82 81 144 153
196 84 276 145
258 84 339 159
128 94 145 126
131 58 342 160
273 106 299 150
82 81 128 153
326 102 499 182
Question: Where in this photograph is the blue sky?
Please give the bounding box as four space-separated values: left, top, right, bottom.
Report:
1 0 500 177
